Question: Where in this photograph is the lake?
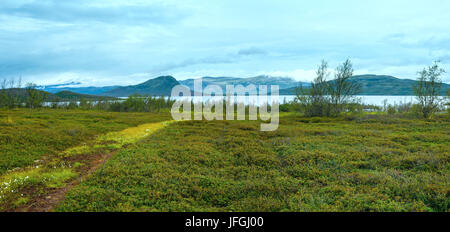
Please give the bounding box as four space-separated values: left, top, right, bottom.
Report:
48 95 430 107
171 95 419 106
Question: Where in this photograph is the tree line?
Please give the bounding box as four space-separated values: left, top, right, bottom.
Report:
0 78 175 113
47 94 175 113
0 78 49 109
294 59 448 119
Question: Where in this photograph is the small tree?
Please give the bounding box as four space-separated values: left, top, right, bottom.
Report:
296 59 361 117
79 98 91 110
296 60 331 117
7 78 16 108
328 59 361 116
0 79 7 108
413 61 445 118
2 77 23 108
25 83 47 108
446 89 450 114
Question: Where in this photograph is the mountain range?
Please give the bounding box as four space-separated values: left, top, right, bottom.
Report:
178 75 307 91
100 76 180 97
280 74 450 96
38 84 119 95
37 74 450 97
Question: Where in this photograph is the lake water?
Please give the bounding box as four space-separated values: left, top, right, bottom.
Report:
171 95 419 106
286 95 418 106
48 95 429 107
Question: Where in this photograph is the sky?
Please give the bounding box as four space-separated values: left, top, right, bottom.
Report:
0 0 449 86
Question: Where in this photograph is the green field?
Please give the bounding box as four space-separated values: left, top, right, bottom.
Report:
0 109 171 174
1 109 449 212
0 109 170 210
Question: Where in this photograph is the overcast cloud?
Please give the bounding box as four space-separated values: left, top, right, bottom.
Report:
0 0 449 86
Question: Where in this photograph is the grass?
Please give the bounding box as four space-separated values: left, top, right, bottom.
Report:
0 108 171 211
56 113 449 212
0 108 171 174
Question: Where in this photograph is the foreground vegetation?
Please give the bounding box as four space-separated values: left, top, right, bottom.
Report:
0 109 171 210
55 113 449 212
0 109 171 174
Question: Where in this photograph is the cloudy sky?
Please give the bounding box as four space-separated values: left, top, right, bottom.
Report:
0 0 449 86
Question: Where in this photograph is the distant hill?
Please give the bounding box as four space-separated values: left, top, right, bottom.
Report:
41 86 119 95
0 89 117 102
36 81 119 95
53 91 117 101
102 76 180 97
43 75 305 96
35 74 449 97
179 75 306 91
279 74 450 96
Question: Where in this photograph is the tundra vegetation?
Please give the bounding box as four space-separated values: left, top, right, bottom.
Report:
0 109 171 211
0 61 449 212
56 114 449 212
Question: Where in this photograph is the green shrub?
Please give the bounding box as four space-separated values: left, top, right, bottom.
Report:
387 105 396 115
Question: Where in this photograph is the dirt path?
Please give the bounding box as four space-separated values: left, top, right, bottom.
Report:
8 121 173 212
17 151 117 212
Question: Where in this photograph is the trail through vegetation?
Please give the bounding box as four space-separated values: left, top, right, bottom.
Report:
22 121 172 212
0 109 171 211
